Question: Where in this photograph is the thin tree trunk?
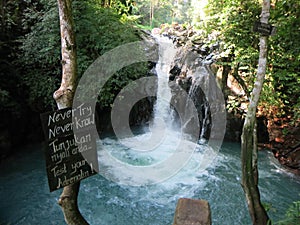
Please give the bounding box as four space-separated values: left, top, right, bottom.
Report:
220 58 231 102
54 0 89 224
232 63 250 98
150 1 153 27
241 0 270 224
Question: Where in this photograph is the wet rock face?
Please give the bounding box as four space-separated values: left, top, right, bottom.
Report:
224 112 244 142
269 123 300 173
169 65 181 81
96 97 155 136
168 49 212 140
157 25 223 141
166 40 229 141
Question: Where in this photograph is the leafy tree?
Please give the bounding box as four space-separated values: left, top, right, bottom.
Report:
132 0 194 28
19 0 62 111
204 0 261 96
0 0 27 114
264 0 300 120
204 0 300 122
19 0 147 112
0 0 44 148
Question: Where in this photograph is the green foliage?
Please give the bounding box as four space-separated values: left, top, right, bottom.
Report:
0 0 22 32
204 0 300 121
259 73 285 118
133 0 193 27
226 96 246 116
205 0 260 89
0 0 35 115
0 60 21 116
4 0 300 121
74 0 148 107
276 201 300 225
268 0 300 120
19 0 148 111
73 1 140 74
262 202 274 212
18 0 61 110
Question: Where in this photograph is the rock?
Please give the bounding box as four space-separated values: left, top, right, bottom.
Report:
153 23 300 176
177 76 192 92
189 33 203 43
169 65 181 81
286 147 300 169
257 116 269 143
267 120 300 174
173 198 211 225
225 111 244 142
198 46 210 56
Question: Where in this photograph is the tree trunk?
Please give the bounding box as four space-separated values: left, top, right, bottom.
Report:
54 0 89 224
220 57 231 102
241 0 270 224
232 63 250 98
150 1 153 27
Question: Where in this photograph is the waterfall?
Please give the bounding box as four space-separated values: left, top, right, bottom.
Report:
151 36 203 139
96 36 225 186
152 36 178 130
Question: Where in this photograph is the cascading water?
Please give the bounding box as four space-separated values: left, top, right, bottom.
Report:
152 36 177 129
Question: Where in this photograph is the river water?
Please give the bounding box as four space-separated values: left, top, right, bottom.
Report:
0 142 299 225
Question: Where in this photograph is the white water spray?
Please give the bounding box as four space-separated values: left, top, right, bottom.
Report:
152 36 177 129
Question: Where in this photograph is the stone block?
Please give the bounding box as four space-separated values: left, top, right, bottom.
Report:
173 198 211 225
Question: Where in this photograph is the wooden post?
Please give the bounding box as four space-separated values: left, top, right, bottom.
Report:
173 198 211 225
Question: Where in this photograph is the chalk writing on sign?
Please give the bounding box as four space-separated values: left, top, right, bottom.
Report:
40 103 98 192
41 103 95 140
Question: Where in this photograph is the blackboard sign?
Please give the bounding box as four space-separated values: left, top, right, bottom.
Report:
41 103 98 192
253 21 276 36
